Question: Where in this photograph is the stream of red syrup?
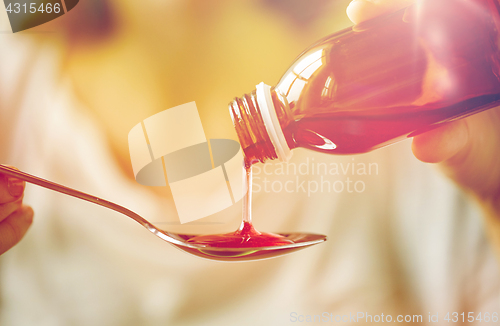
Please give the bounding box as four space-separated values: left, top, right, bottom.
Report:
187 160 294 248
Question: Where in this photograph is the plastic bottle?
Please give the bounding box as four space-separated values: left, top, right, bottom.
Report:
229 0 500 167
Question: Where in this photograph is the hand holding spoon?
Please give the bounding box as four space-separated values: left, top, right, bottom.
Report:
0 164 326 261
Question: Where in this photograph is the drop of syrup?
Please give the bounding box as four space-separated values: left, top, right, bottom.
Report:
187 159 294 248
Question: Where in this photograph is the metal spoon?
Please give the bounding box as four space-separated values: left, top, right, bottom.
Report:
0 164 326 261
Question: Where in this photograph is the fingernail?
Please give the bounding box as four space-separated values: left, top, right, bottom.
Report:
7 178 25 198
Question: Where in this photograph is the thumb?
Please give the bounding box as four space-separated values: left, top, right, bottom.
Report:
0 168 26 204
411 120 469 164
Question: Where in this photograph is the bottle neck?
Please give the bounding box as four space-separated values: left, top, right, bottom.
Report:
229 83 292 167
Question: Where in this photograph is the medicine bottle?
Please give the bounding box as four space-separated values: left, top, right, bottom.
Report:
229 0 500 166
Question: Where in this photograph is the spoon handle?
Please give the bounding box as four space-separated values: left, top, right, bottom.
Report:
0 164 157 232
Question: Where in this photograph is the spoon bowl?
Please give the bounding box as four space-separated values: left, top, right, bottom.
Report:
161 231 326 261
0 164 326 261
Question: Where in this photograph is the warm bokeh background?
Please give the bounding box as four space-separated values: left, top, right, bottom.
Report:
57 0 352 175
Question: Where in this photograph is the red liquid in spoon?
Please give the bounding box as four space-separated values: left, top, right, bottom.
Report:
187 160 293 248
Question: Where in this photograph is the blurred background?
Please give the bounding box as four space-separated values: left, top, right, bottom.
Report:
56 0 353 176
0 0 499 325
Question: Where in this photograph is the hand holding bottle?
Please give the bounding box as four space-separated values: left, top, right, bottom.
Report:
0 168 33 255
347 0 500 246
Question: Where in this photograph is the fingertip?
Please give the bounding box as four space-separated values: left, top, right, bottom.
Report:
0 197 24 223
0 166 26 204
22 205 34 225
347 0 382 24
412 121 469 163
0 205 34 255
347 0 416 24
346 0 362 24
7 178 25 198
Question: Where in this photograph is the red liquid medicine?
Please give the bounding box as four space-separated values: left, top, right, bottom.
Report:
187 163 293 248
230 0 500 165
